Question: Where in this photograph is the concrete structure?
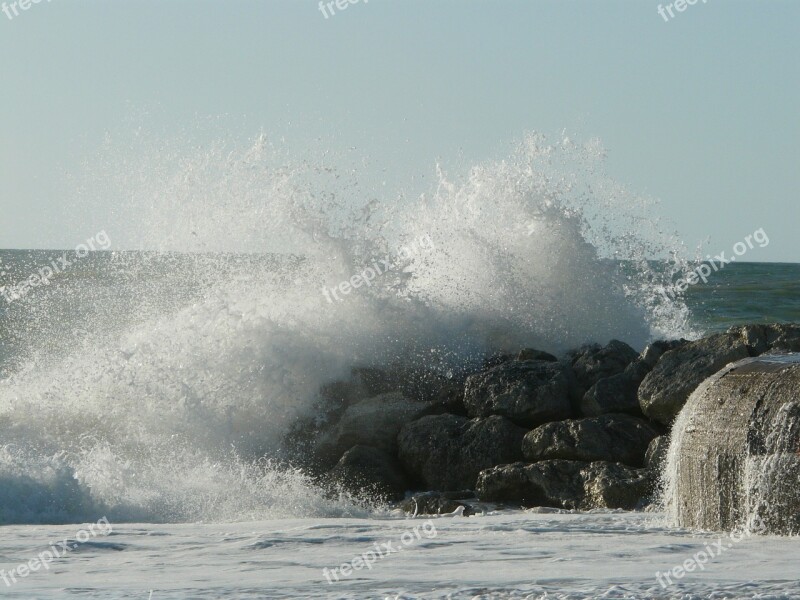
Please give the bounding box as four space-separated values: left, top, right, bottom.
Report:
666 354 800 535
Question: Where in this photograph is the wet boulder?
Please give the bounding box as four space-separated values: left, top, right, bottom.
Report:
640 339 689 368
726 323 800 355
580 359 651 417
581 340 689 417
314 392 430 465
476 460 585 508
397 414 526 491
522 413 659 467
580 461 652 510
517 348 558 362
476 460 649 510
323 445 409 501
463 360 573 427
351 365 467 412
638 333 750 425
645 435 670 472
569 340 639 396
398 491 477 516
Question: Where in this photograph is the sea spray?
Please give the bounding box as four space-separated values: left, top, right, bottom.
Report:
0 129 694 524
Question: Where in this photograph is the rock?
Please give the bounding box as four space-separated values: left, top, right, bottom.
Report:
318 378 361 409
476 460 585 508
569 340 639 394
463 360 573 427
637 326 800 429
760 323 800 353
638 333 750 425
666 353 800 535
284 377 367 468
483 352 515 369
726 323 800 355
580 359 651 417
351 366 466 410
517 348 558 362
323 445 409 501
398 491 476 516
640 339 689 368
522 414 659 467
315 392 430 465
397 414 527 491
476 460 649 510
645 435 670 472
580 461 652 510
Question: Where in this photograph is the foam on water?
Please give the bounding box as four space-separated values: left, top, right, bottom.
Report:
0 129 694 524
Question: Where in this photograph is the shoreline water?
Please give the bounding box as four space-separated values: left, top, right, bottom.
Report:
1 512 798 599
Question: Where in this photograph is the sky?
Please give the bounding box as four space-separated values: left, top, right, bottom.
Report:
0 0 798 261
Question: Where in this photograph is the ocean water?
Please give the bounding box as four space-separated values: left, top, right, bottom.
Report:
684 262 800 332
1 133 797 598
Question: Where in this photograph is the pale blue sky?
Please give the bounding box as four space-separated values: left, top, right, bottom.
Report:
1 0 798 261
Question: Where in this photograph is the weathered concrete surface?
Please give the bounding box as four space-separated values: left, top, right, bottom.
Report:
667 354 800 535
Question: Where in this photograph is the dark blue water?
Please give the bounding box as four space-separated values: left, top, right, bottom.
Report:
683 262 800 333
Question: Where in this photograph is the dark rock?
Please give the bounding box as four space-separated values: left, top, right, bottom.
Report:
569 340 639 394
761 323 800 353
580 359 651 417
640 339 689 368
645 435 670 472
638 333 750 425
727 323 800 355
315 392 430 465
438 489 477 500
476 460 585 508
324 445 409 501
318 379 363 418
463 360 573 427
483 352 515 369
522 414 659 467
397 414 526 491
565 343 601 363
398 491 476 516
284 378 366 468
517 348 558 362
476 460 649 510
580 461 652 510
349 367 399 397
352 365 466 409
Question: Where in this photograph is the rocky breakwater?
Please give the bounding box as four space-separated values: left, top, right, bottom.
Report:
291 323 800 518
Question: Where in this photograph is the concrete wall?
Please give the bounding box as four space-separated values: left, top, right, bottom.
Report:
665 354 800 535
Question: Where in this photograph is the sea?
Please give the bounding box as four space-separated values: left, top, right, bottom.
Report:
0 134 798 599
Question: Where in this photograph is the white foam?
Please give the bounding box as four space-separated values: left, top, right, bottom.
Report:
0 130 695 524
